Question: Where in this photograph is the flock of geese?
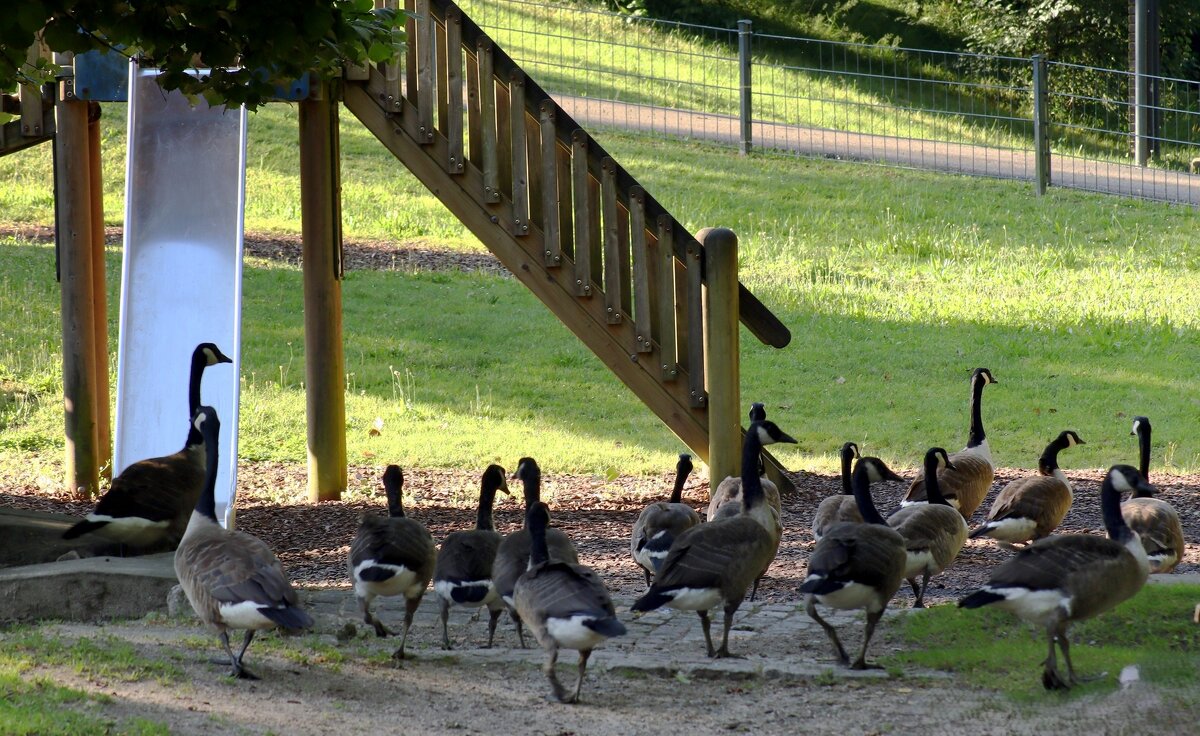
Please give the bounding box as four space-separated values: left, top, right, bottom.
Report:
61 347 1190 700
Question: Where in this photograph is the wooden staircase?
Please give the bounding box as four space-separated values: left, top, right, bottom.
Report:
343 0 793 487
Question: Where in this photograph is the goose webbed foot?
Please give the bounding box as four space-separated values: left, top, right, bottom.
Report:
713 647 744 660
231 664 260 680
1042 665 1070 690
850 659 883 671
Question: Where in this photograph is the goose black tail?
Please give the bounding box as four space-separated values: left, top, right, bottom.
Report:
62 519 108 540
630 588 672 612
968 525 992 540
958 589 1004 609
584 615 627 638
357 566 397 583
261 605 315 632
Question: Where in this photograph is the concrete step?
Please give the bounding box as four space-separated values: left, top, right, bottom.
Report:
0 552 178 623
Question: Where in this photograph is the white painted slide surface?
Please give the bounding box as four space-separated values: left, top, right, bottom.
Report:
114 61 247 528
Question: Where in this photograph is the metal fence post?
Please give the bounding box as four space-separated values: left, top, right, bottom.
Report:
1031 54 1050 196
738 20 752 155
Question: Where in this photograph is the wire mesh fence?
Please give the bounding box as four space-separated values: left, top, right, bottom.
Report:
457 0 1200 206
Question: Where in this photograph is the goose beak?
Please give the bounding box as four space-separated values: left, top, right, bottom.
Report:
884 469 906 483
1135 477 1157 496
944 460 958 471
777 431 798 444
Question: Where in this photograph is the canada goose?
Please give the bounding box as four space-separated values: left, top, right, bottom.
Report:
812 442 862 541
63 342 233 548
959 465 1152 690
630 454 700 586
707 402 782 529
1122 416 1185 573
902 367 996 519
514 501 625 704
800 456 908 669
174 406 313 679
432 465 511 648
631 420 796 658
493 457 579 648
888 448 968 608
348 465 436 659
970 430 1084 545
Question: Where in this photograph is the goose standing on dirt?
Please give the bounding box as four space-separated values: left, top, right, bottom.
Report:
630 453 700 586
515 501 625 703
632 420 797 658
1122 416 1185 573
348 465 436 659
433 465 510 648
175 406 313 679
812 442 862 541
902 367 997 519
63 342 233 548
888 448 969 608
493 457 579 648
959 464 1152 690
801 456 908 669
970 431 1084 545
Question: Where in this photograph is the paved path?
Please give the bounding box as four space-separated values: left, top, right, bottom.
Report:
556 95 1200 206
296 587 925 683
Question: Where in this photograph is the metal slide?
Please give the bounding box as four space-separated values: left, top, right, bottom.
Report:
114 60 247 528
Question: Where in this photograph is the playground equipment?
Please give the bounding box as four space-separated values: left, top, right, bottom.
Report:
2 0 792 506
115 61 247 528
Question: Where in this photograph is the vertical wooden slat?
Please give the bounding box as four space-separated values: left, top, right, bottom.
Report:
20 42 45 136
659 216 682 381
404 0 417 105
525 109 542 228
445 7 464 173
538 101 561 266
601 157 622 324
630 187 652 353
617 202 632 315
587 174 602 287
686 238 706 407
435 12 449 136
571 130 592 297
508 70 528 235
380 0 402 111
466 45 481 168
415 0 434 143
556 139 573 261
496 75 512 200
477 40 499 202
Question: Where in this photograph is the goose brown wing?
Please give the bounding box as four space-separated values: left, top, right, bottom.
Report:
182 531 300 608
435 529 501 581
656 518 768 589
350 516 435 573
809 524 905 589
95 448 205 522
986 535 1126 591
521 562 616 619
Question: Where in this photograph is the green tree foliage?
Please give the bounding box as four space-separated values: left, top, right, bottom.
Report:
0 0 405 109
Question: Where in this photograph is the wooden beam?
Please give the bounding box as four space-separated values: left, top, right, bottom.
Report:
699 227 739 485
55 86 100 497
87 102 111 479
299 84 348 502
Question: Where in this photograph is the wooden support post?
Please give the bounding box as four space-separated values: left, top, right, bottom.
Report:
87 101 111 478
55 78 100 497
699 227 740 487
299 83 348 503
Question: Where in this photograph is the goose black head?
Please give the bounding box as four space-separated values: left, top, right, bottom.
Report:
196 342 233 366
1057 430 1085 448
482 464 510 496
972 367 996 385
750 420 797 447
513 456 542 508
1131 416 1151 437
856 456 905 484
749 402 767 422
382 465 405 517
924 447 956 474
1107 464 1155 498
840 442 860 461
526 500 551 532
677 453 694 475
193 405 220 439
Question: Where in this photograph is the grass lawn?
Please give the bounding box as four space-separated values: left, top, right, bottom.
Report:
2 92 1199 482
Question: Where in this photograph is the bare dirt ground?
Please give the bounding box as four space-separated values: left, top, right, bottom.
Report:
4 232 1199 734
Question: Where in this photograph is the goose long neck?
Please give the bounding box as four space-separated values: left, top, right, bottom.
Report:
1101 475 1135 544
967 375 987 448
850 467 887 525
1138 427 1152 482
529 519 550 566
1039 438 1063 475
521 472 541 517
840 448 854 495
924 456 950 506
740 431 766 511
195 429 220 523
669 466 688 504
476 480 498 531
188 350 207 420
